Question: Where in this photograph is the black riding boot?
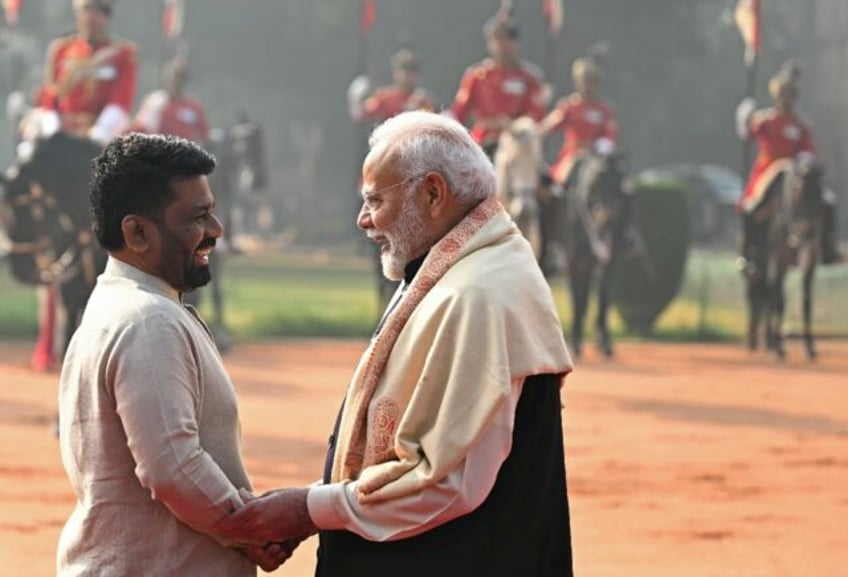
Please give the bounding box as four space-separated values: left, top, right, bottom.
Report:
737 213 757 274
821 201 841 264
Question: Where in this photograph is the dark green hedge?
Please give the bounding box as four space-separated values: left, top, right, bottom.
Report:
612 180 691 334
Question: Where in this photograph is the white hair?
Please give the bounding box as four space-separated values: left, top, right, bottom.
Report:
367 111 496 207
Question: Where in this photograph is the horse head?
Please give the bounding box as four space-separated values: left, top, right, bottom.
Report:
582 150 631 233
494 116 543 217
493 116 545 258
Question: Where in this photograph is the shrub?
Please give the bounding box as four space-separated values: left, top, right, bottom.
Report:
612 179 691 334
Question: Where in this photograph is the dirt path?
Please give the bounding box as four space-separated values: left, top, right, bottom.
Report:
0 338 846 576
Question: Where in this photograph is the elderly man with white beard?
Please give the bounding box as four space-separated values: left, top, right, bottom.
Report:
214 111 576 577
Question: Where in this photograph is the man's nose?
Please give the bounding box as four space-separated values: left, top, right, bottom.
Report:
208 212 224 238
356 205 373 230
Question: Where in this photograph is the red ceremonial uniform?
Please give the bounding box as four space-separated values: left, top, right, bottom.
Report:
134 95 210 143
362 86 436 122
547 93 618 184
39 34 137 135
742 108 817 210
450 58 546 147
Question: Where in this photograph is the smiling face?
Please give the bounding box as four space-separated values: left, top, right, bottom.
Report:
149 175 222 292
357 153 431 281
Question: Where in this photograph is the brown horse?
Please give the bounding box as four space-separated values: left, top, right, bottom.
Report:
744 161 824 361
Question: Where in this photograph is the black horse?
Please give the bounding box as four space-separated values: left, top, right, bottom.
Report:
744 161 824 361
0 132 105 358
210 115 272 249
561 152 632 358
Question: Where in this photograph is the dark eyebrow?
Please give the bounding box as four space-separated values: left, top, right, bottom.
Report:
192 200 216 213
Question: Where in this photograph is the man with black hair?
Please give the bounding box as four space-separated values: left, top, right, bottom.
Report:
56 133 287 575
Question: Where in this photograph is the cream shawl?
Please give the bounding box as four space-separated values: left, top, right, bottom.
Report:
332 196 573 504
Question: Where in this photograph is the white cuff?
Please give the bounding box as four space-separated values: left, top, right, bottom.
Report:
134 90 168 133
735 97 756 140
20 108 60 141
347 75 370 121
306 482 350 531
88 104 130 145
796 151 816 166
595 137 616 156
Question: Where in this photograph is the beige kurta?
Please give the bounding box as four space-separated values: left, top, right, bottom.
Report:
57 257 254 577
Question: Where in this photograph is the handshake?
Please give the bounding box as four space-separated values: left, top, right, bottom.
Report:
217 486 319 573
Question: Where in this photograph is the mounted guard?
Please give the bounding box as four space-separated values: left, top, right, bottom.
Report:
736 62 840 272
6 0 136 370
447 10 548 160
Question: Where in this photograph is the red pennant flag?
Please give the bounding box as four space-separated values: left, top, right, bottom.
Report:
4 0 22 26
360 0 375 35
734 0 761 66
543 0 563 34
162 0 185 41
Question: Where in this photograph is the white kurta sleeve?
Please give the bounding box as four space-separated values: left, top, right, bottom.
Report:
307 380 523 542
110 312 244 543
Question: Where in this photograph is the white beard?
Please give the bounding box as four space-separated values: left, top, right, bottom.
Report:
380 196 428 281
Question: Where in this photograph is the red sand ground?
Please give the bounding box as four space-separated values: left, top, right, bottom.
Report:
0 338 846 576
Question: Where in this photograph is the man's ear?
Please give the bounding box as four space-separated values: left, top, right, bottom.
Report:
120 215 153 253
422 171 450 218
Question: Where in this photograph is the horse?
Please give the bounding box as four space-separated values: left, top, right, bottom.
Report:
213 114 272 248
561 151 632 358
494 116 546 260
744 160 824 361
0 132 105 359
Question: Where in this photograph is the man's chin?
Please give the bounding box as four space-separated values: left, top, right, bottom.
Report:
380 254 405 282
185 266 212 290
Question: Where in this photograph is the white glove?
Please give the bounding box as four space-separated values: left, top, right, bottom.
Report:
18 107 60 142
539 82 554 108
347 75 371 121
88 104 130 146
5 90 28 125
595 137 616 156
795 151 816 167
133 90 169 133
735 97 756 140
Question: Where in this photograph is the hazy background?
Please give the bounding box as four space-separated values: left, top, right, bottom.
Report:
2 0 847 240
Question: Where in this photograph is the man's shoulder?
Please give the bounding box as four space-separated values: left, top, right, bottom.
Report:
47 33 78 56
109 38 138 61
465 58 497 78
752 107 778 124
176 94 207 109
558 93 582 108
518 59 544 82
595 96 616 113
371 84 402 98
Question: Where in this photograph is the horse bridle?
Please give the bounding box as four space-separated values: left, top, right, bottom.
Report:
6 179 97 287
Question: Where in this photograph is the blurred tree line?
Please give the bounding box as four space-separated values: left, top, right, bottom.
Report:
1 0 844 240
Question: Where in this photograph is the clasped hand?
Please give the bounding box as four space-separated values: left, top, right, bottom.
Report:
216 486 318 565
